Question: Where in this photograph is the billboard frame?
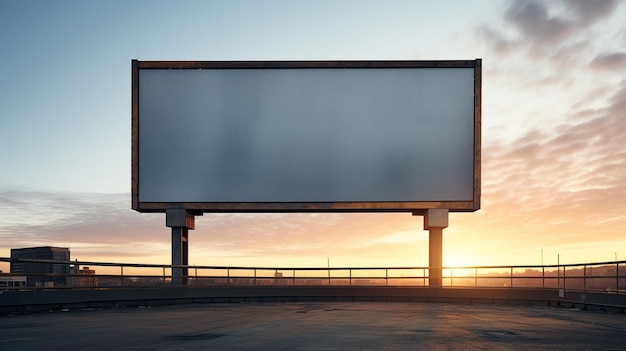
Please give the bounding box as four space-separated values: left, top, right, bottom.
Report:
131 59 481 213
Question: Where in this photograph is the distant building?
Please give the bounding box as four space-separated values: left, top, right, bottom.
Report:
10 246 70 287
274 271 284 285
0 275 27 290
69 266 98 287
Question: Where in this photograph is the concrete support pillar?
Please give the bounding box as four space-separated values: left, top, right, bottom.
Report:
171 227 189 286
417 209 449 288
428 227 443 287
166 209 196 286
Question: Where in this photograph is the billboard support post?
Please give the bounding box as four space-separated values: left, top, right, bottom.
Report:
417 209 449 288
166 209 196 286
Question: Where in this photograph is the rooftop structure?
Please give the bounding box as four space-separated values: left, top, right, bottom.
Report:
10 246 70 287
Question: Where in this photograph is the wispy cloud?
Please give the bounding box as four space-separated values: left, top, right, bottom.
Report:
590 52 626 71
504 0 617 45
0 189 425 266
481 0 621 58
0 189 166 260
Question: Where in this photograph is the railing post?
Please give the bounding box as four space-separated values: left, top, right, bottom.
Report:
583 265 587 291
557 255 560 290
163 267 166 286
254 269 257 286
385 269 388 287
227 268 230 286
542 266 545 288
475 267 478 287
510 267 513 288
293 269 296 286
121 266 124 287
615 262 619 294
349 269 352 286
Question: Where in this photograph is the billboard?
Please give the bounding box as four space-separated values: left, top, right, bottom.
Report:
132 60 481 212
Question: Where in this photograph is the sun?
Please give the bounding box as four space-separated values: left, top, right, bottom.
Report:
444 254 473 268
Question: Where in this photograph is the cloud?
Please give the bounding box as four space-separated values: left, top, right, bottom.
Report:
476 25 514 57
0 190 167 259
504 0 571 46
590 52 626 71
566 0 620 24
507 0 618 44
505 0 617 43
479 0 621 62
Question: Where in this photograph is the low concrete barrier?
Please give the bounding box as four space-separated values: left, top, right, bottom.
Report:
2 286 625 314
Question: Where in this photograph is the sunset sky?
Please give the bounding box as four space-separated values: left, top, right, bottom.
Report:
1 0 626 271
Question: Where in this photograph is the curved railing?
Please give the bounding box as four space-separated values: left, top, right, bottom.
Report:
1 257 624 293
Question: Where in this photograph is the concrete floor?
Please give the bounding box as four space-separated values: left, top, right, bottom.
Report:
1 302 625 350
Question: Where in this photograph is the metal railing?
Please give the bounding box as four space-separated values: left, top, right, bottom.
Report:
1 257 624 293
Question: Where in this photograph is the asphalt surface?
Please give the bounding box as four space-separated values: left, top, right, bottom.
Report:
1 302 625 350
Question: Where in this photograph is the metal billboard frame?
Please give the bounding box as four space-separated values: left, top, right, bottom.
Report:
131 59 481 213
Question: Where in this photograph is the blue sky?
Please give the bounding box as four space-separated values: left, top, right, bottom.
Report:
1 0 626 269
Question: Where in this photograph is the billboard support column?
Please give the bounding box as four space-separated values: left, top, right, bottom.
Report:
418 209 449 288
166 209 196 286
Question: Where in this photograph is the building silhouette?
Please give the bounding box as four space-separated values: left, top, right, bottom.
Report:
10 246 70 287
0 275 27 290
69 266 98 287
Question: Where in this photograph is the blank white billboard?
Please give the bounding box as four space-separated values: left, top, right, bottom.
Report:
132 60 481 212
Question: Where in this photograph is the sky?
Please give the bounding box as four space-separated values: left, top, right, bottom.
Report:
1 0 626 271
